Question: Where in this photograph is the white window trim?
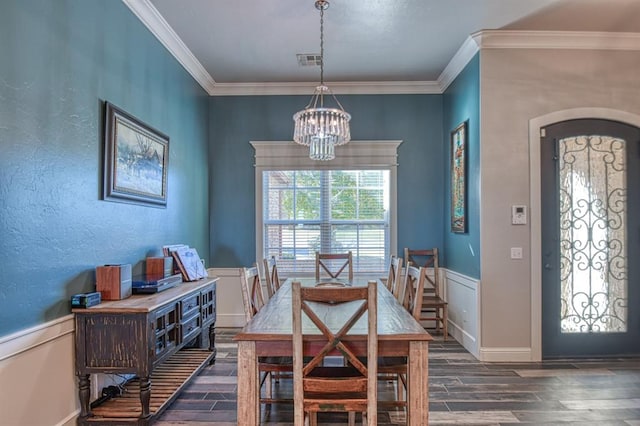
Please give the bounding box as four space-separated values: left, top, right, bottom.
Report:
251 140 402 273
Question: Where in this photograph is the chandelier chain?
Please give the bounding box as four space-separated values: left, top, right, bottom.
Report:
319 5 324 86
292 0 351 161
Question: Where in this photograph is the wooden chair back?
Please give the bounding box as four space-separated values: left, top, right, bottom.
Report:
387 255 403 300
404 248 440 297
404 248 449 339
292 280 377 425
239 266 265 323
315 251 354 281
401 265 426 320
262 256 281 299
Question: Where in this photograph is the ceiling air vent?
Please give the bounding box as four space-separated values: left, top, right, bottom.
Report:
296 54 322 66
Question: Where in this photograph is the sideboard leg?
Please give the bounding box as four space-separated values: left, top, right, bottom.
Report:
209 323 217 364
78 374 91 418
140 376 151 419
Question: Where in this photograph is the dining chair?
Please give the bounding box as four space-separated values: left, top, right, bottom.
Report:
239 265 265 323
262 256 281 299
378 264 426 409
400 264 427 321
384 255 403 299
315 251 354 281
292 280 377 426
404 248 448 340
239 266 292 407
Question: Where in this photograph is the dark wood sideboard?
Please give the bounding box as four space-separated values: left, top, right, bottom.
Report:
73 276 219 425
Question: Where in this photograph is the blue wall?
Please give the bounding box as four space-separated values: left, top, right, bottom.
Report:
0 0 210 336
443 54 481 278
209 94 444 267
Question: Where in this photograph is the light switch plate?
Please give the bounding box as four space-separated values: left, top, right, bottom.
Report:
511 247 523 259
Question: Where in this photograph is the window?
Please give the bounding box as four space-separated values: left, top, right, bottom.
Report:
263 170 389 275
252 140 401 277
558 135 627 333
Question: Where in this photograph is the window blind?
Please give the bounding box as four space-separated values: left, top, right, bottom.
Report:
262 170 390 275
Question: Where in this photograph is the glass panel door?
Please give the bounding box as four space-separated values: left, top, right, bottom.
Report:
541 119 640 358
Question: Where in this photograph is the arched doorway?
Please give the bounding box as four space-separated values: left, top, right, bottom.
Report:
529 108 640 360
540 119 640 358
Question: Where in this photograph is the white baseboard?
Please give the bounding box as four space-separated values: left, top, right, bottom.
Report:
479 346 533 362
217 313 246 328
57 409 80 426
448 318 479 358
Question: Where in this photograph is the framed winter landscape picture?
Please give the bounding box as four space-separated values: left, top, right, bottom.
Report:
103 102 169 207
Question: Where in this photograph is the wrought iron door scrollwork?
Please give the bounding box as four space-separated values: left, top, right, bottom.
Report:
558 135 627 333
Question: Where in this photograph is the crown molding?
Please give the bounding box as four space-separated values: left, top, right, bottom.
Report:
121 0 442 96
122 2 640 97
472 30 640 51
438 36 480 92
122 0 217 95
211 80 441 96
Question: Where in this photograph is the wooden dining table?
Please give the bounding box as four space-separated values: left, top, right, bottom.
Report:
233 277 432 425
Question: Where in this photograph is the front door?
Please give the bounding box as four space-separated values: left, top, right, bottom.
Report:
541 119 640 358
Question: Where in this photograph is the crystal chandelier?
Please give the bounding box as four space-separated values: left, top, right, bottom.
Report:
293 0 351 161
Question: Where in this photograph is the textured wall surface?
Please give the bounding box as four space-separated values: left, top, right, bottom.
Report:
0 0 209 337
443 54 481 279
480 48 640 350
209 94 444 268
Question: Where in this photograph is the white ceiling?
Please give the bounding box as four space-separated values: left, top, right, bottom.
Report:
133 0 640 93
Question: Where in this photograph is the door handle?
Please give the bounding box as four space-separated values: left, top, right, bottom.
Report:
544 263 552 270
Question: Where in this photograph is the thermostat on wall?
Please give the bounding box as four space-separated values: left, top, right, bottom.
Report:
512 205 527 225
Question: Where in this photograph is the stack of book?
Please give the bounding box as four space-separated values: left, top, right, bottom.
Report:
162 244 208 282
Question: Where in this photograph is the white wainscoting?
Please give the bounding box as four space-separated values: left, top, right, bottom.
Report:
0 315 78 426
479 346 533 362
443 268 481 359
212 267 246 328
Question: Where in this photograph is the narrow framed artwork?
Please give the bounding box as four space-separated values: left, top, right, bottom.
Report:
450 121 468 233
103 102 169 207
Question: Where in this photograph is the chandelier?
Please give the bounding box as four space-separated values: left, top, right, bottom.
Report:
293 0 351 161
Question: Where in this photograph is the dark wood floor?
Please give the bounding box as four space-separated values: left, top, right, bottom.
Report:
156 328 640 425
